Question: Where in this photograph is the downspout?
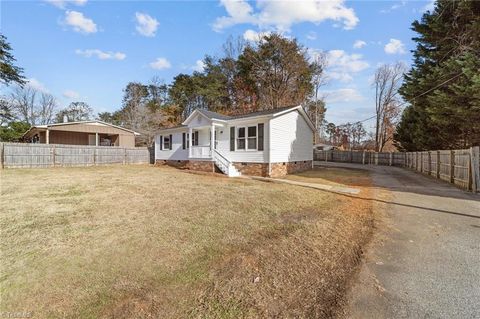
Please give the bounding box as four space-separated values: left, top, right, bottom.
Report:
268 119 272 177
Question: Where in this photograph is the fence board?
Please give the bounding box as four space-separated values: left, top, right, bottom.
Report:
2 143 149 168
313 147 479 192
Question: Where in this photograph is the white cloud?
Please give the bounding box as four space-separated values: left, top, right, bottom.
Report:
306 31 317 40
75 49 126 60
64 10 97 34
380 1 406 13
63 90 80 99
213 0 358 32
135 12 159 37
26 78 49 93
242 29 272 42
315 49 369 83
384 38 406 54
353 40 366 49
322 88 364 104
192 60 206 72
149 57 171 70
45 0 87 9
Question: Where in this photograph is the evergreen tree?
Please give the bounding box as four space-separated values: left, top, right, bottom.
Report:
396 0 480 150
0 33 26 86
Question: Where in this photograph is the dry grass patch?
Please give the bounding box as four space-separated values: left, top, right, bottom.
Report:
1 165 374 318
283 167 372 188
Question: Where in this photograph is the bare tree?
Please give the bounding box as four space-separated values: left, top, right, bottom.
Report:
38 93 57 124
55 102 93 123
307 52 328 143
10 86 37 125
373 62 406 151
9 86 58 125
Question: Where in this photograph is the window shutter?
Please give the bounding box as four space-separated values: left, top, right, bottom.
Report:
194 131 199 146
182 133 186 149
258 123 264 151
159 135 163 150
169 134 173 150
230 126 235 151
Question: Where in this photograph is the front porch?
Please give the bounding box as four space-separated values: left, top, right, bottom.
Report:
187 124 219 159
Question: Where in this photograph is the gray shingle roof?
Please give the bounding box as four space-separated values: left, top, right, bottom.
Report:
197 109 232 120
157 105 302 133
197 105 299 121
230 105 299 119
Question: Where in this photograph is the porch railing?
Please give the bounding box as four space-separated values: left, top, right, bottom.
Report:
190 146 211 158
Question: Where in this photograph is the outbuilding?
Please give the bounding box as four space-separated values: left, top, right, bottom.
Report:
23 120 140 147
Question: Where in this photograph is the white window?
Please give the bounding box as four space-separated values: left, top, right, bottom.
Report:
237 126 257 150
247 126 257 150
163 136 171 150
237 127 245 150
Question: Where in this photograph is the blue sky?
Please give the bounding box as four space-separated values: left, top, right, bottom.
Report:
1 0 434 130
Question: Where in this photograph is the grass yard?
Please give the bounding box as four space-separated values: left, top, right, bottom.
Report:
1 165 374 318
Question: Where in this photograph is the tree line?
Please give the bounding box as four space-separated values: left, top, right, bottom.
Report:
2 0 479 150
1 33 328 145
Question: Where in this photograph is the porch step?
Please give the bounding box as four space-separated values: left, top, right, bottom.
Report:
213 158 241 177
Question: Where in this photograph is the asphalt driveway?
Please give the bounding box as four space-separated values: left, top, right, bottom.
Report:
314 162 480 319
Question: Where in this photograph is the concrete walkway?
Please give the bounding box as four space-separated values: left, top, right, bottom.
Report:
315 162 480 319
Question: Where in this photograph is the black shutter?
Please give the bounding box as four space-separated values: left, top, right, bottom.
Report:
258 123 264 151
182 133 186 149
159 135 163 150
230 126 235 151
194 131 199 146
169 134 173 150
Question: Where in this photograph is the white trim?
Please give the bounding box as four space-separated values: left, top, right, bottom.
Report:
235 125 258 151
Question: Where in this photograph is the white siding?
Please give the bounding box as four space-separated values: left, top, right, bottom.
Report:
155 130 188 160
216 119 269 163
269 110 313 162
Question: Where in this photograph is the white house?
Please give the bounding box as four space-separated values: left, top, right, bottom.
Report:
154 105 315 177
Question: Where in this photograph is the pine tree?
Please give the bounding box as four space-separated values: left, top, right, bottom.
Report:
0 33 26 86
396 0 480 150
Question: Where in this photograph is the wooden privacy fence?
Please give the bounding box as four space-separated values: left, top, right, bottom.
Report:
0 143 150 169
314 147 480 193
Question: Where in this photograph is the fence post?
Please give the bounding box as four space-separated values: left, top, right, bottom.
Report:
427 151 431 175
470 146 479 193
123 148 127 165
436 151 440 179
362 150 366 165
350 150 353 163
450 150 455 184
52 144 56 168
420 152 423 173
93 147 97 166
389 152 393 166
0 142 4 169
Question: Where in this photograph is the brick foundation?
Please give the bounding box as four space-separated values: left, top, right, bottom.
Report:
156 159 312 177
233 162 269 177
269 160 313 178
232 160 312 177
155 159 214 173
186 160 214 173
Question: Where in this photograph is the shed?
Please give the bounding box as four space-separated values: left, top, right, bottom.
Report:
22 121 140 147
